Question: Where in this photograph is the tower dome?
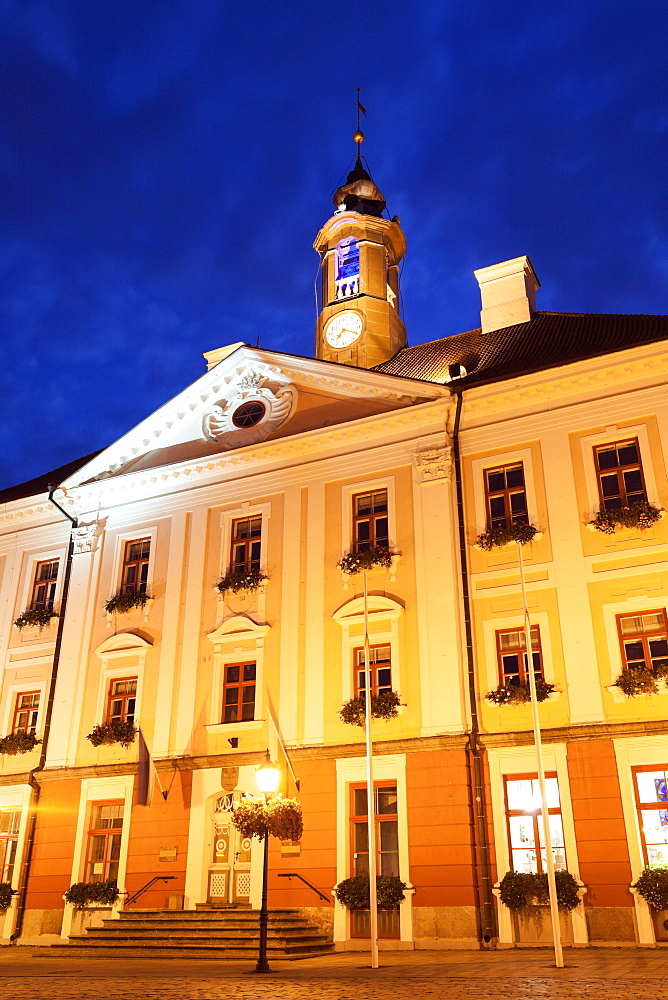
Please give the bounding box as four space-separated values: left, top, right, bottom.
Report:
333 157 386 217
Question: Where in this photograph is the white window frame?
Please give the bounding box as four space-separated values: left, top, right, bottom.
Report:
481 611 556 695
109 526 158 597
341 477 397 555
220 502 271 577
0 785 31 941
579 422 659 519
206 616 270 733
471 448 539 537
335 754 411 943
92 632 151 730
0 679 48 737
332 596 404 704
61 774 134 939
17 547 65 618
602 596 668 700
487 744 587 946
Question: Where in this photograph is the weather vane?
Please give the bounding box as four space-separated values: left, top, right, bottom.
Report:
354 87 366 152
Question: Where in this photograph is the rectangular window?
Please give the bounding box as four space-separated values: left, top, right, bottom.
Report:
106 678 137 725
350 782 399 938
353 490 388 552
0 811 20 883
121 539 150 595
85 802 124 883
505 774 566 874
30 559 59 612
617 610 668 673
633 767 668 866
230 517 262 574
594 438 646 510
496 626 543 687
484 463 528 530
354 644 392 698
222 661 256 723
12 692 40 735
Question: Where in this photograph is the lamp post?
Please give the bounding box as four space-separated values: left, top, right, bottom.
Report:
254 749 280 975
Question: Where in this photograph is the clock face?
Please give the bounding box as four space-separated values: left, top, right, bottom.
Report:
324 311 363 349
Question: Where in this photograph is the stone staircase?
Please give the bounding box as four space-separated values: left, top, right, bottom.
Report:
40 906 334 960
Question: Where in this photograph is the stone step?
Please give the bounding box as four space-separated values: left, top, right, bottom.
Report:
39 945 333 961
84 929 328 943
102 917 317 930
120 908 301 920
66 933 330 948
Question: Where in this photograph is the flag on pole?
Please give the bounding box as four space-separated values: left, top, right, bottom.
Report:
137 728 166 805
357 98 367 116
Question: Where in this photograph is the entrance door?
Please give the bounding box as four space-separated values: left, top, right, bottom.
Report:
208 793 252 905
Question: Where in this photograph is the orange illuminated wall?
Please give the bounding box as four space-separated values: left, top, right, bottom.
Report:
26 779 81 912
124 771 192 908
567 740 632 907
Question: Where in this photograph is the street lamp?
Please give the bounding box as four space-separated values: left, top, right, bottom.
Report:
254 749 280 974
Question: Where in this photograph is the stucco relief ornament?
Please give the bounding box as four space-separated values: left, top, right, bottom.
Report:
202 366 297 450
414 446 453 483
72 518 106 555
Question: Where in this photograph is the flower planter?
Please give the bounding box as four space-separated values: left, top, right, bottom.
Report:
104 591 152 615
339 690 402 726
86 721 137 748
486 680 556 705
474 523 540 551
13 609 57 631
0 732 41 755
588 501 663 535
231 794 303 842
216 570 267 595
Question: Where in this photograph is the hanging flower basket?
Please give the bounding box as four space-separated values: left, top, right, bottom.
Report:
0 732 42 755
104 591 151 615
334 874 407 910
0 883 17 911
474 523 539 551
498 870 581 911
64 879 119 908
216 569 267 595
231 794 303 842
13 608 57 631
614 663 668 697
339 690 402 727
486 679 556 705
86 720 137 748
632 866 668 910
588 501 663 535
337 547 394 576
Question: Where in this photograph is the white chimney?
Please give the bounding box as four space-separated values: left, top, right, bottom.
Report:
473 255 540 334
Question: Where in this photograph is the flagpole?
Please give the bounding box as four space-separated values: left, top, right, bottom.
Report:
517 541 563 968
363 566 379 969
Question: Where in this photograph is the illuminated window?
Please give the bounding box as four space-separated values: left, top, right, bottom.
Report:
633 767 668 867
617 611 668 673
594 439 646 510
30 560 58 612
353 490 388 552
0 811 20 883
484 463 528 530
222 662 256 723
12 692 40 735
106 678 137 725
85 802 124 883
121 539 150 595
230 517 262 574
496 626 543 687
335 238 360 298
232 402 265 428
354 644 392 698
505 774 565 874
350 782 399 938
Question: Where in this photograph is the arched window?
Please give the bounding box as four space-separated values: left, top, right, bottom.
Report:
335 238 360 299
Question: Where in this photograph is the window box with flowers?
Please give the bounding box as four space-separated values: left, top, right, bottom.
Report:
486 679 556 705
339 690 402 727
64 879 120 909
0 883 17 910
334 873 407 911
474 523 542 551
632 865 668 912
588 501 664 535
613 662 668 698
13 608 57 632
337 546 400 588
0 732 42 755
104 591 152 616
216 568 267 595
498 870 581 912
86 720 137 748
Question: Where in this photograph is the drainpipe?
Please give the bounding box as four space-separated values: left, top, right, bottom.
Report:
10 485 77 943
451 389 497 948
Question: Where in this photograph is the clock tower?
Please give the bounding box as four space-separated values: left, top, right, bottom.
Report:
314 155 407 369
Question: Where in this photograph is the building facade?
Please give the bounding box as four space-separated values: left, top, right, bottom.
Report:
0 156 667 950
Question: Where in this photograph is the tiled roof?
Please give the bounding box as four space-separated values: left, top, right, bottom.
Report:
373 312 668 386
0 450 102 505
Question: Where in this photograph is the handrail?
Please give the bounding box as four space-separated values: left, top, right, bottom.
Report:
124 876 176 907
276 872 331 903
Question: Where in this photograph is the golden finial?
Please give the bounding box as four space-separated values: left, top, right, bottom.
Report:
355 87 367 150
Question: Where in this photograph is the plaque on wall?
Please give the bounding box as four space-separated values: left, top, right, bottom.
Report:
221 767 239 791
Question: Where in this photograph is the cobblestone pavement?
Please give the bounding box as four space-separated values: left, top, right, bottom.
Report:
2 948 668 1000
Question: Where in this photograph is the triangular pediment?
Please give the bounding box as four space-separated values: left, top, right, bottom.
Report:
63 344 449 488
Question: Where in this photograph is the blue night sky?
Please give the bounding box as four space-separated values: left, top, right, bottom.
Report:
0 1 666 490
